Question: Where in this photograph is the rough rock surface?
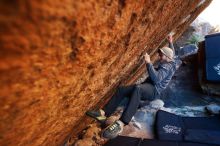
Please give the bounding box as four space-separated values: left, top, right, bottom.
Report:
0 0 212 146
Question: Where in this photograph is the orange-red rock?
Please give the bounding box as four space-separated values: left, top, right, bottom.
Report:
0 0 212 145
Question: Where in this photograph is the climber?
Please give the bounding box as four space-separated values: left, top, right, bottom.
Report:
86 34 181 139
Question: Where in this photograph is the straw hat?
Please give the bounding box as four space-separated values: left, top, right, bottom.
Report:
159 47 174 60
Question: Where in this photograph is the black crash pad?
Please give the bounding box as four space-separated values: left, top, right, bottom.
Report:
155 110 220 145
104 136 219 146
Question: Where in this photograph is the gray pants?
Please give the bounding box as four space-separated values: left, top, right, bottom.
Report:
103 83 157 124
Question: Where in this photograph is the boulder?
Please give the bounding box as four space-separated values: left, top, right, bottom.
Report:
0 0 212 145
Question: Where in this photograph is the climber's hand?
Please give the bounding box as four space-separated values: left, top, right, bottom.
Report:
167 35 173 43
144 53 151 64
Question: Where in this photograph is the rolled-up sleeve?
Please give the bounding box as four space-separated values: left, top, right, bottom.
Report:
146 63 170 84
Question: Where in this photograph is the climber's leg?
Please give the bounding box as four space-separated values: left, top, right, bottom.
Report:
138 83 156 101
119 83 156 124
102 83 156 138
86 85 135 122
103 85 136 117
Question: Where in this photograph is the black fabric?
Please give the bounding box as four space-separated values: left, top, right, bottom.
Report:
205 32 220 58
206 58 220 81
103 85 136 117
179 142 219 146
155 110 220 145
205 33 220 81
184 129 220 145
104 136 218 146
103 84 156 124
104 136 141 146
141 139 178 146
183 116 220 130
155 110 184 141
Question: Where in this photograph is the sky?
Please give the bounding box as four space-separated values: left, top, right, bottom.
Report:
198 0 220 26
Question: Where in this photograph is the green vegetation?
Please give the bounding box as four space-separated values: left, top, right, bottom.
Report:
186 34 203 46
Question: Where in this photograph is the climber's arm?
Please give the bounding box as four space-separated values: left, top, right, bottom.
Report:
168 35 175 56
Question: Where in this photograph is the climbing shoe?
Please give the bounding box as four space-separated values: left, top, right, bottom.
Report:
102 120 124 139
86 109 106 123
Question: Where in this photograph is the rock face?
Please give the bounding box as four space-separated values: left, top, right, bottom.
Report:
0 0 212 146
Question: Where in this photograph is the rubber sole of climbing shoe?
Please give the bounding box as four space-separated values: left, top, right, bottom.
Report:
86 110 107 123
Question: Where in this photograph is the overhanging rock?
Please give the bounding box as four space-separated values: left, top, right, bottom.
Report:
0 0 212 146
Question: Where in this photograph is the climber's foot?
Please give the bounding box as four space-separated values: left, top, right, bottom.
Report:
86 109 106 123
102 120 124 139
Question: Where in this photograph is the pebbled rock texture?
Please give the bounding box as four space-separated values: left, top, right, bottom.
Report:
0 0 212 146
